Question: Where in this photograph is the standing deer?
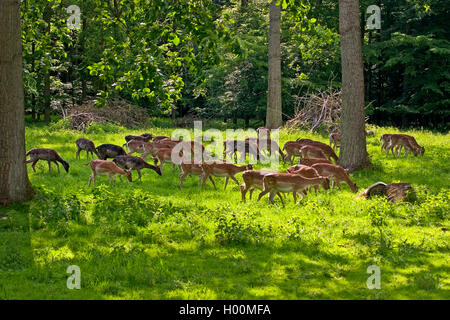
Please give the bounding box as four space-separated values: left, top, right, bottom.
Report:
113 155 161 181
96 144 127 160
26 148 69 173
201 162 253 190
240 170 283 202
179 161 216 189
299 158 333 166
86 160 132 186
257 173 329 205
311 163 358 192
76 138 100 160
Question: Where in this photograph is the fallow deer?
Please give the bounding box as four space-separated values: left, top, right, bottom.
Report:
201 162 253 190
86 160 132 186
287 164 329 194
240 170 283 202
257 173 329 205
300 145 329 160
26 148 70 173
96 144 127 160
123 133 153 145
76 138 100 160
329 132 341 151
179 161 216 189
153 148 183 174
386 134 425 157
311 163 358 192
113 155 161 181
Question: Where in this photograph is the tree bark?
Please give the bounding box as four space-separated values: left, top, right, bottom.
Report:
43 4 52 123
338 0 370 172
0 0 35 205
265 1 282 129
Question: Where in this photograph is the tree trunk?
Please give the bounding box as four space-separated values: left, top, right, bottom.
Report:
43 4 52 123
265 1 282 129
0 0 35 205
338 0 370 172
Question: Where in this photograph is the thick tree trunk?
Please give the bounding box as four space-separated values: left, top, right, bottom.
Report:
265 1 282 129
0 0 35 205
338 0 370 172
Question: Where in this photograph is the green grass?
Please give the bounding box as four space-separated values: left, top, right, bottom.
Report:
0 121 449 299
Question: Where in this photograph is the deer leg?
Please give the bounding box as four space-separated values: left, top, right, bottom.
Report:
31 160 38 172
208 176 216 189
53 161 60 173
249 187 254 200
179 172 187 189
47 161 52 172
224 177 229 190
276 192 283 202
76 148 81 160
240 185 247 202
257 189 270 202
268 191 276 205
293 191 297 204
137 169 142 182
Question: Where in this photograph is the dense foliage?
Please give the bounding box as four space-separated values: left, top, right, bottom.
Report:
21 0 449 130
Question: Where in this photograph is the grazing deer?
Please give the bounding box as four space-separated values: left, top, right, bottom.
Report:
179 161 216 189
86 160 132 186
282 141 304 164
297 139 339 163
125 139 147 155
300 145 329 160
386 134 425 157
26 148 70 173
223 139 266 162
123 133 153 145
287 164 329 194
201 162 253 190
240 170 283 202
76 138 100 160
153 148 183 174
311 163 358 192
329 132 341 151
299 158 333 166
113 155 161 181
257 173 329 205
96 144 127 160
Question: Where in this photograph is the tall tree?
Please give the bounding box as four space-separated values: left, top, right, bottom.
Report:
338 0 370 172
0 0 35 205
266 0 282 129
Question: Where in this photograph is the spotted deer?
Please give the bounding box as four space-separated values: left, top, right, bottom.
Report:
240 170 283 202
311 163 358 192
201 162 253 190
76 138 100 160
257 173 329 205
86 160 132 186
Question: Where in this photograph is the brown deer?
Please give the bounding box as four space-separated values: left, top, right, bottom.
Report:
123 133 153 145
283 140 338 164
153 148 182 174
240 170 283 202
299 158 333 166
86 160 132 186
179 161 216 189
329 132 341 151
386 134 424 157
257 173 329 205
201 162 253 190
26 148 70 173
380 134 395 154
300 145 329 160
113 155 161 181
311 163 358 192
287 164 329 194
96 144 127 160
76 138 100 160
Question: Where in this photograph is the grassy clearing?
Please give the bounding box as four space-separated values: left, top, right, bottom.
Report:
0 120 449 299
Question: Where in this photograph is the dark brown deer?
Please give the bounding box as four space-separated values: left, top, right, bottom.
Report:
113 155 161 181
26 148 70 173
76 138 100 160
96 144 127 160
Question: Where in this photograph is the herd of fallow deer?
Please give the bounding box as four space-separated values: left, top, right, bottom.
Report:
24 127 425 205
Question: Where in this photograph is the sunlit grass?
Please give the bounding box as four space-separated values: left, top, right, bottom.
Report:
0 121 448 299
